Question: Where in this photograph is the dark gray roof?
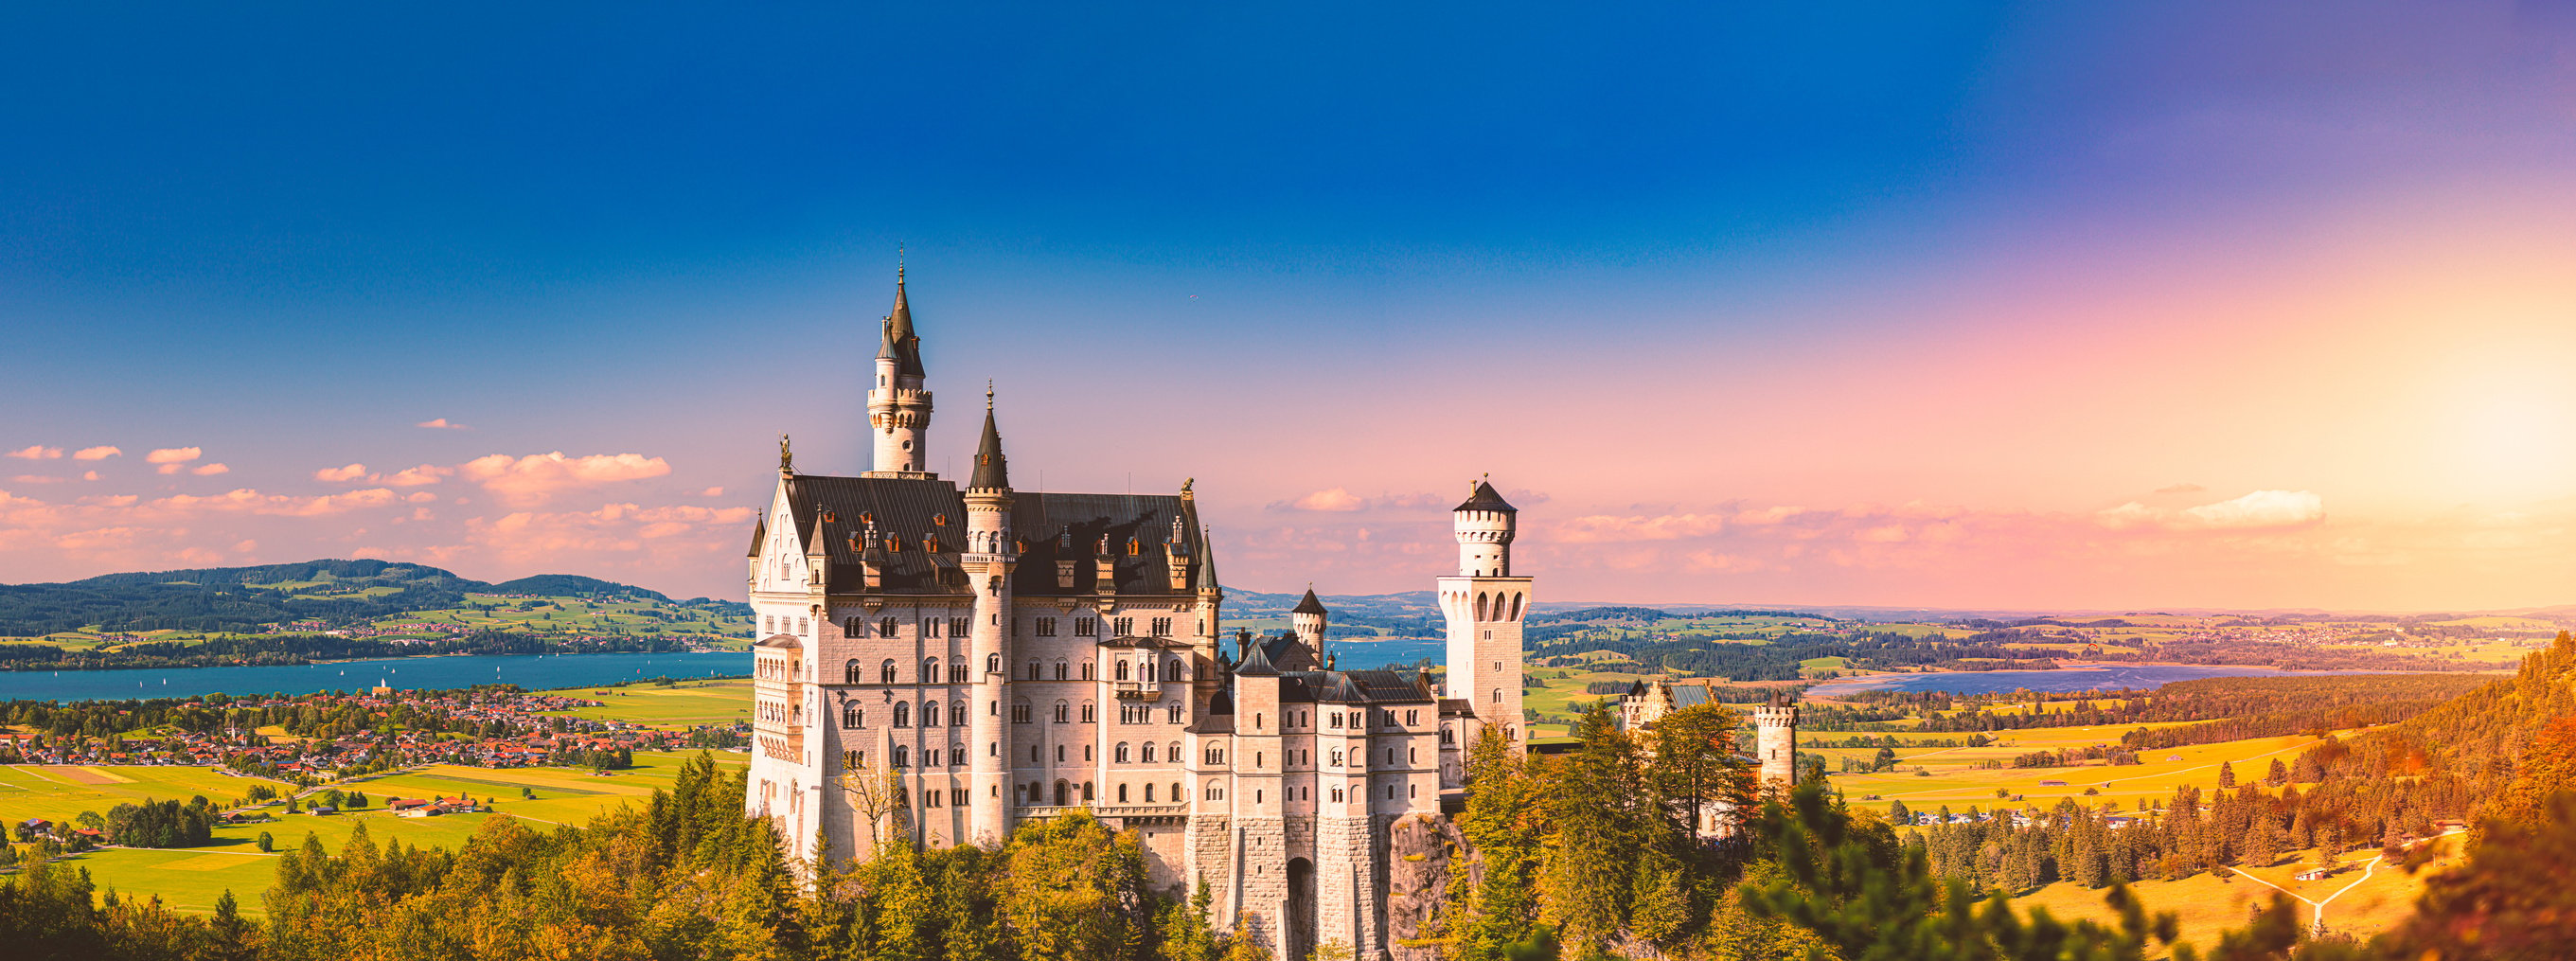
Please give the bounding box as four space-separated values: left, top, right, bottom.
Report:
1233 636 1279 677
1274 668 1434 704
781 474 1207 596
878 277 926 377
745 511 766 558
968 408 1008 490
1671 685 1712 709
1292 588 1327 615
1455 480 1516 513
1255 632 1323 672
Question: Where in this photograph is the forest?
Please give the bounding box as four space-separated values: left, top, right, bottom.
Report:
0 628 700 671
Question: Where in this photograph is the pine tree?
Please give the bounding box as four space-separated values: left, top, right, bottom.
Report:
2217 760 2236 789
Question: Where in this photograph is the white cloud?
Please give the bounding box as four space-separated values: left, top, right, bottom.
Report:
416 418 471 430
6 446 62 460
314 463 369 482
72 446 121 460
145 447 203 464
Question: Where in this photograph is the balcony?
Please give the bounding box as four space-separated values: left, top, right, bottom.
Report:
1113 680 1161 700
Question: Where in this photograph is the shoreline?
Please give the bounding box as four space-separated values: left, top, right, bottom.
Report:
1803 662 2471 697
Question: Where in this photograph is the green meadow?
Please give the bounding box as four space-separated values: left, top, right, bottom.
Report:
0 750 747 915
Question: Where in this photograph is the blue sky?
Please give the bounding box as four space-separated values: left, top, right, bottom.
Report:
9 4 2576 609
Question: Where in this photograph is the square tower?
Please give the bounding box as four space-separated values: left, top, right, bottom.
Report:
1438 479 1530 749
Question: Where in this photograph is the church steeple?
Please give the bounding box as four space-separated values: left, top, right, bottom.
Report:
866 261 935 476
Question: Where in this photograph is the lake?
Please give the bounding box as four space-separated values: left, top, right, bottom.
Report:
0 651 752 703
0 638 1451 704
1803 664 2425 698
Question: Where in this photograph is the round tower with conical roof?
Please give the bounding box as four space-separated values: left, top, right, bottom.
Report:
962 388 1014 845
868 265 935 475
1291 587 1329 652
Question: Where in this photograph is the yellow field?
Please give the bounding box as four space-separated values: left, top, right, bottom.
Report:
2017 838 2456 955
1819 724 2336 810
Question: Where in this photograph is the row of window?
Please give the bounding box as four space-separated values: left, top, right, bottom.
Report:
763 613 1195 641
829 656 1192 685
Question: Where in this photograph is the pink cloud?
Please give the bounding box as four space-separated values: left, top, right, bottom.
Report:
457 452 671 506
10 475 64 485
72 446 121 460
191 463 230 476
81 471 98 482
6 446 62 460
1267 488 1451 513
701 486 724 497
416 418 471 430
147 488 400 518
382 464 451 487
145 447 203 464
314 463 369 482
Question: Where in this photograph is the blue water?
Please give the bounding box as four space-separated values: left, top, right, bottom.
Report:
1804 664 2417 698
1327 639 1445 671
0 651 753 703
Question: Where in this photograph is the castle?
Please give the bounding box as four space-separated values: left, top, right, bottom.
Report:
742 271 1529 959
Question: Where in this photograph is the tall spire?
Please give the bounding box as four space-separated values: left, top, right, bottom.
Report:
969 384 1009 490
878 259 924 378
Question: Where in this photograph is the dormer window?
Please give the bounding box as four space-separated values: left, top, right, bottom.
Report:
1126 538 1141 556
933 514 948 525
887 535 904 552
925 534 941 553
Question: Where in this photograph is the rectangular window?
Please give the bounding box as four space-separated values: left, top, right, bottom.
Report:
1037 617 1057 637
1150 616 1172 637
923 618 942 638
1113 616 1134 635
950 616 969 637
1075 617 1097 636
879 617 898 637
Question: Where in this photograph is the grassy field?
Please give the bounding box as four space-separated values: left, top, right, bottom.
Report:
2016 837 2458 954
0 750 748 915
1821 723 2334 810
534 679 754 727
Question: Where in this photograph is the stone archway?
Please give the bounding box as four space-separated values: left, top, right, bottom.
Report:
1286 857 1316 961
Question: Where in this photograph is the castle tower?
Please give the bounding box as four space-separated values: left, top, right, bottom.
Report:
1754 693 1798 794
1438 478 1531 749
962 389 1015 845
867 265 935 476
1290 588 1328 653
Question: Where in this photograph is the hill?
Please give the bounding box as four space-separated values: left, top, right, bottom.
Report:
0 560 721 638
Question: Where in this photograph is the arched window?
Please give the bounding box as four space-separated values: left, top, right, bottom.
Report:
1081 660 1095 681
1116 742 1131 762
923 701 942 727
1205 780 1223 800
1145 783 1156 802
1118 783 1129 802
950 702 966 725
1165 659 1182 682
844 659 862 684
1083 782 1095 801
845 617 864 637
1511 593 1523 620
880 659 897 684
1054 660 1069 681
1013 700 1032 723
1054 700 1071 723
893 745 910 767
1142 742 1157 763
893 702 911 727
842 703 862 728
986 653 1002 674
922 658 939 684
1172 781 1182 801
1491 688 1503 703
1026 660 1041 681
1167 705 1182 723
1476 592 1489 621
1115 660 1130 681
1169 741 1181 762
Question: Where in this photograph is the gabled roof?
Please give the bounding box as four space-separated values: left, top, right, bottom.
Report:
1233 636 1280 677
1455 479 1517 513
745 511 767 558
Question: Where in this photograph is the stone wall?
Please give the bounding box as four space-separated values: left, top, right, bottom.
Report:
1382 813 1465 961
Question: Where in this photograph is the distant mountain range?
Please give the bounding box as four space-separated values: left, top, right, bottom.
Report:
0 560 734 638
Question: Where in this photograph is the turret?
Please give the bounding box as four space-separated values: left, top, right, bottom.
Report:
1291 588 1328 651
1453 477 1516 576
867 265 935 475
960 388 1015 845
1754 692 1799 794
